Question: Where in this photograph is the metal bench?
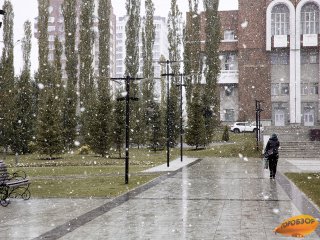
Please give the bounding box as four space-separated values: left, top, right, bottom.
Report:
0 160 31 206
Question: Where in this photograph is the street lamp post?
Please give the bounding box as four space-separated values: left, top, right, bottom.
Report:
161 60 174 167
111 76 141 184
159 60 186 167
255 100 263 151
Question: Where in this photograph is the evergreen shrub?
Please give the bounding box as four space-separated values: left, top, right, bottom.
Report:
222 125 230 142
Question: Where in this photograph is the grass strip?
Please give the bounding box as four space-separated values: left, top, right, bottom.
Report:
285 172 320 208
30 174 160 198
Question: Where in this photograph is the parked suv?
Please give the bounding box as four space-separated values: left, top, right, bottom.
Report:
230 122 263 133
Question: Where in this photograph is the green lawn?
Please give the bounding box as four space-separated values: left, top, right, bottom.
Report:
30 175 159 198
3 132 262 198
285 172 320 208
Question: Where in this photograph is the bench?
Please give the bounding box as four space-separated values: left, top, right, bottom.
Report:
0 160 31 207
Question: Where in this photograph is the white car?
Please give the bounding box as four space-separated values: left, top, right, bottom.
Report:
230 122 263 133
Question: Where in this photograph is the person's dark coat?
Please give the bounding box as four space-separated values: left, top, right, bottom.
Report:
265 133 280 179
265 133 280 159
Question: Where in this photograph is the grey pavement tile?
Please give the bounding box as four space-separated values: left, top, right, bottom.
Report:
240 230 268 240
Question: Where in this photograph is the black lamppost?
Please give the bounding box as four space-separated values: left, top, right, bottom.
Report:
255 100 263 151
176 74 186 162
160 60 174 167
111 76 142 184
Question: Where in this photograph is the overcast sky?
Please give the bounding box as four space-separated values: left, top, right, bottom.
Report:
0 0 238 75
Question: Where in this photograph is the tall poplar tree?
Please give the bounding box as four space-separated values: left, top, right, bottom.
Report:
0 0 14 154
36 35 64 158
185 85 206 149
125 0 141 146
79 0 95 143
38 0 49 79
184 0 206 147
203 0 221 143
125 0 140 78
87 0 113 156
140 0 155 146
62 0 78 150
167 0 182 147
11 21 34 154
184 0 201 104
35 0 50 148
113 93 125 157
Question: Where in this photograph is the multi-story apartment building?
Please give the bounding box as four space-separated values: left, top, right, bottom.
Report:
115 15 169 79
34 0 116 80
190 0 320 127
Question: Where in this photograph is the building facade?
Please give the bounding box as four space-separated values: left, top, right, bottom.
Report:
196 0 320 127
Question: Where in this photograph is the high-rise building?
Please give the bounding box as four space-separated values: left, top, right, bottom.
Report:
115 15 169 79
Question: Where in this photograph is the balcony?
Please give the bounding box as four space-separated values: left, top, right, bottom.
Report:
273 35 288 48
303 34 318 47
218 70 239 84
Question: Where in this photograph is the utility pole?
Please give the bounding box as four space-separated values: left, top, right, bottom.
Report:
111 76 142 184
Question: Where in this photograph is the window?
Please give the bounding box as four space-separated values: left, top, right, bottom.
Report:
310 83 319 95
223 30 235 41
270 52 289 64
48 26 55 32
225 109 235 122
301 52 319 64
154 52 160 59
48 53 54 61
301 83 308 95
271 83 280 95
59 36 65 42
301 3 319 34
48 35 55 41
48 17 55 23
271 4 290 36
272 83 289 96
224 85 234 96
302 83 319 95
280 83 289 94
221 53 237 70
48 6 53 14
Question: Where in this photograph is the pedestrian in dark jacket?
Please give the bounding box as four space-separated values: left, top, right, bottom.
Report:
265 133 280 179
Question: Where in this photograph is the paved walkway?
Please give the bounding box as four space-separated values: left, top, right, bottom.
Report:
1 157 320 240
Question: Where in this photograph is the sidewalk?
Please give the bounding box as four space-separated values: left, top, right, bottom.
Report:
1 157 319 240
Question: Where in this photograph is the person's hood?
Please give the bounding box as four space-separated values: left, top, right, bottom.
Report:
270 133 278 140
